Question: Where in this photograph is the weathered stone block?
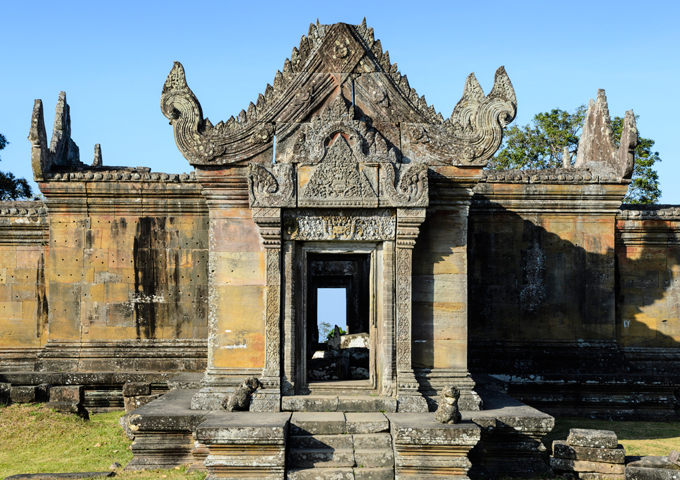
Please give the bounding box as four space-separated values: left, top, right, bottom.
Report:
49 385 83 403
353 467 394 480
550 457 625 474
345 413 389 434
122 382 151 397
290 412 346 435
553 440 625 463
10 385 38 403
566 428 618 449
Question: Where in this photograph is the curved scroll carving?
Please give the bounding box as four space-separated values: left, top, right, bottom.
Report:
381 163 429 207
161 62 275 165
247 163 295 207
402 67 517 166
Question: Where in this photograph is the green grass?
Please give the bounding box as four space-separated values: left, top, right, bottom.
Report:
544 417 680 457
0 403 205 479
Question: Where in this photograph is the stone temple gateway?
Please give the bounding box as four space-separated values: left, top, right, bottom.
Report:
2 19 679 479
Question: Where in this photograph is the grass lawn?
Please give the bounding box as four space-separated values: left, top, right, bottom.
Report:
0 403 205 480
1 403 678 479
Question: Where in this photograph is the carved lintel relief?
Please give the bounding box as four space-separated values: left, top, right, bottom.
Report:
283 209 396 241
250 208 282 411
247 163 296 208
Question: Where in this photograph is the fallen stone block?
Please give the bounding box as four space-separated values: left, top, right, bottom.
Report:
553 439 625 463
626 466 680 480
124 394 162 413
550 457 625 474
48 385 83 404
122 382 151 397
10 385 38 403
626 455 680 480
566 428 618 449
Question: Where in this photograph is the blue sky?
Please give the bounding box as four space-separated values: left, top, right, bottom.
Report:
2 1 679 202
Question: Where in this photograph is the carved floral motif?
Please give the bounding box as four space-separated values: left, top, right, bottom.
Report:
381 163 429 207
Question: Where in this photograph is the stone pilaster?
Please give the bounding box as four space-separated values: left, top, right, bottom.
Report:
395 208 428 412
251 208 282 412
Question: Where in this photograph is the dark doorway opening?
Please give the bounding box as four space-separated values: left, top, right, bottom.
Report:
307 253 370 382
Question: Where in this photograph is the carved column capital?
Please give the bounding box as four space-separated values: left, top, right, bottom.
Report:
252 208 282 249
396 208 426 248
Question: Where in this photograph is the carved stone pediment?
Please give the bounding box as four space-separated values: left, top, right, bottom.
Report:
298 134 378 208
160 20 516 168
246 94 429 208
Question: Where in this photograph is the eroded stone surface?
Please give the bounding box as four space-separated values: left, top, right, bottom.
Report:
566 429 618 449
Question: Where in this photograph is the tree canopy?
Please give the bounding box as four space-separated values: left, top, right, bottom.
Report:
489 107 661 204
0 133 33 201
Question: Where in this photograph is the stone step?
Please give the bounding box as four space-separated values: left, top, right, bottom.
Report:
288 447 355 468
290 412 346 435
287 468 355 480
346 413 390 434
287 467 394 480
355 448 394 469
353 467 395 480
353 433 392 450
290 412 390 435
283 395 397 413
289 434 354 450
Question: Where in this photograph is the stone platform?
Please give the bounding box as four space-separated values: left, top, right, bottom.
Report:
123 387 554 478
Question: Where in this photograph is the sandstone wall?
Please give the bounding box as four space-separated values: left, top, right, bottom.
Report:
616 207 680 355
468 181 680 377
0 175 210 373
0 202 48 370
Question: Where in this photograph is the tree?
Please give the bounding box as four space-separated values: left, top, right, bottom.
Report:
0 134 33 201
489 107 661 204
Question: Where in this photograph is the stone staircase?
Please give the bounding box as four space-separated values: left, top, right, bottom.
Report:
286 411 394 480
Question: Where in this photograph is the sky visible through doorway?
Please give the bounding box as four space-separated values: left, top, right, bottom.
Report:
318 288 347 341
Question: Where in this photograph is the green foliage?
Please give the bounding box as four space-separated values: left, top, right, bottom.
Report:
489 106 587 170
0 133 33 201
490 107 661 204
326 326 347 342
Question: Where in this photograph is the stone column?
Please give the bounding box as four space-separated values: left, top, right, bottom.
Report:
251 207 282 412
395 208 429 412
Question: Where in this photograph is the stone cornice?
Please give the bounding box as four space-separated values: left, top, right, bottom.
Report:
482 168 629 185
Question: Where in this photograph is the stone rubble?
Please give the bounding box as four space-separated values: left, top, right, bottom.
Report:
551 428 625 479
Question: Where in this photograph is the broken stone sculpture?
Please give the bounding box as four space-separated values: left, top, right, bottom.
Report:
221 376 261 412
434 385 462 424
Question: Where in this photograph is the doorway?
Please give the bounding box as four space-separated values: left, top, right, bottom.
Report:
306 253 372 385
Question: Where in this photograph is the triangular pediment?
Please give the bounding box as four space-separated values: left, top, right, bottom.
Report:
162 19 517 167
